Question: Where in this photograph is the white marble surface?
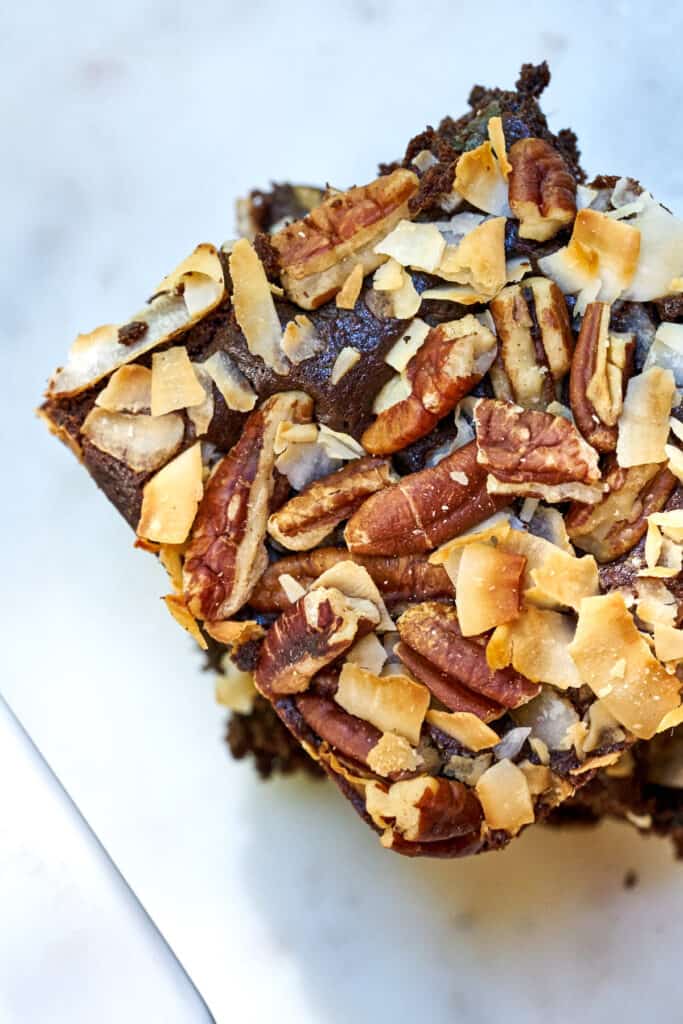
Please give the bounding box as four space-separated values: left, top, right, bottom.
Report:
5 1 683 1021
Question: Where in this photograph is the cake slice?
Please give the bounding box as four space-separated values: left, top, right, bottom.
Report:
41 63 683 858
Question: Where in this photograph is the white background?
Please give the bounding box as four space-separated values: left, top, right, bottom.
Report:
4 1 683 1021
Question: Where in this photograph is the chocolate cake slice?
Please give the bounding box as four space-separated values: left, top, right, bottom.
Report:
41 63 683 858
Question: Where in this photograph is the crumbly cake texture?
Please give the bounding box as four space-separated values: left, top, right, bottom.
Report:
41 62 683 859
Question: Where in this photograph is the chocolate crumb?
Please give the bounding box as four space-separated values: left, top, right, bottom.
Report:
118 320 148 346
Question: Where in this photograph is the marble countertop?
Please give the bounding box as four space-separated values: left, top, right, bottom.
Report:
4 1 683 1020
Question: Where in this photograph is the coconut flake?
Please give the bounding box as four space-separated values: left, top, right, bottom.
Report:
346 632 388 675
335 263 364 309
493 727 531 762
374 220 446 273
230 237 288 374
384 318 431 372
281 314 324 365
137 442 204 544
150 346 205 417
475 758 534 835
644 322 683 386
330 346 361 385
569 592 681 739
372 373 412 414
452 141 510 216
215 653 256 713
81 408 184 473
49 244 225 397
512 687 580 751
201 350 256 412
317 424 365 460
95 364 152 413
616 366 675 467
335 663 430 745
487 607 583 690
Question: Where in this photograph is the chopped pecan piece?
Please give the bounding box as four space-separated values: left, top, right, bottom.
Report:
345 441 506 556
397 602 540 709
489 277 574 409
508 138 577 241
267 456 395 551
565 458 677 561
569 302 635 452
365 776 483 844
255 586 376 698
361 317 497 455
183 392 312 621
270 169 419 309
474 399 604 504
249 548 454 613
295 693 382 767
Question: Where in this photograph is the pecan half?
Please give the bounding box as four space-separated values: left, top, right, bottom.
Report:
345 441 506 556
395 642 505 722
365 776 483 844
295 692 382 766
267 456 395 551
361 317 497 455
249 548 454 613
397 602 540 709
183 391 312 621
508 138 577 241
489 277 574 409
569 302 635 452
270 169 419 309
474 399 604 504
565 459 677 561
255 586 376 698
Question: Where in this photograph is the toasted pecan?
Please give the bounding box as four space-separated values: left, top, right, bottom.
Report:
345 441 506 556
267 456 394 551
508 138 577 241
183 392 312 621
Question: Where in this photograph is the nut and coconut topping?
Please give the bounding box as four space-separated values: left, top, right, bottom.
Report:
42 75 683 858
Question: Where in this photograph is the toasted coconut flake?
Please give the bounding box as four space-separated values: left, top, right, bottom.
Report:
202 350 256 412
163 594 207 650
346 633 388 675
654 624 683 663
538 209 640 304
203 619 265 646
419 284 489 306
666 443 683 482
318 424 366 460
649 509 683 543
519 760 553 797
150 346 205 417
312 560 393 632
215 653 256 713
487 607 583 690
375 220 446 274
487 116 511 179
385 268 421 318
281 314 323 365
583 701 625 753
512 687 580 751
336 663 430 745
616 367 675 467
455 541 525 636
278 573 307 603
335 264 364 309
366 733 423 776
523 544 599 612
475 758 534 835
621 194 683 301
436 217 507 298
274 421 319 454
230 238 288 374
384 318 431 372
275 441 338 491
657 702 683 732
569 592 681 739
81 408 184 473
49 244 225 397
95 364 152 413
645 323 683 386
137 442 204 544
186 363 214 436
426 710 499 751
159 545 183 591
373 258 405 291
372 373 412 414
453 141 509 215
330 346 361 385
